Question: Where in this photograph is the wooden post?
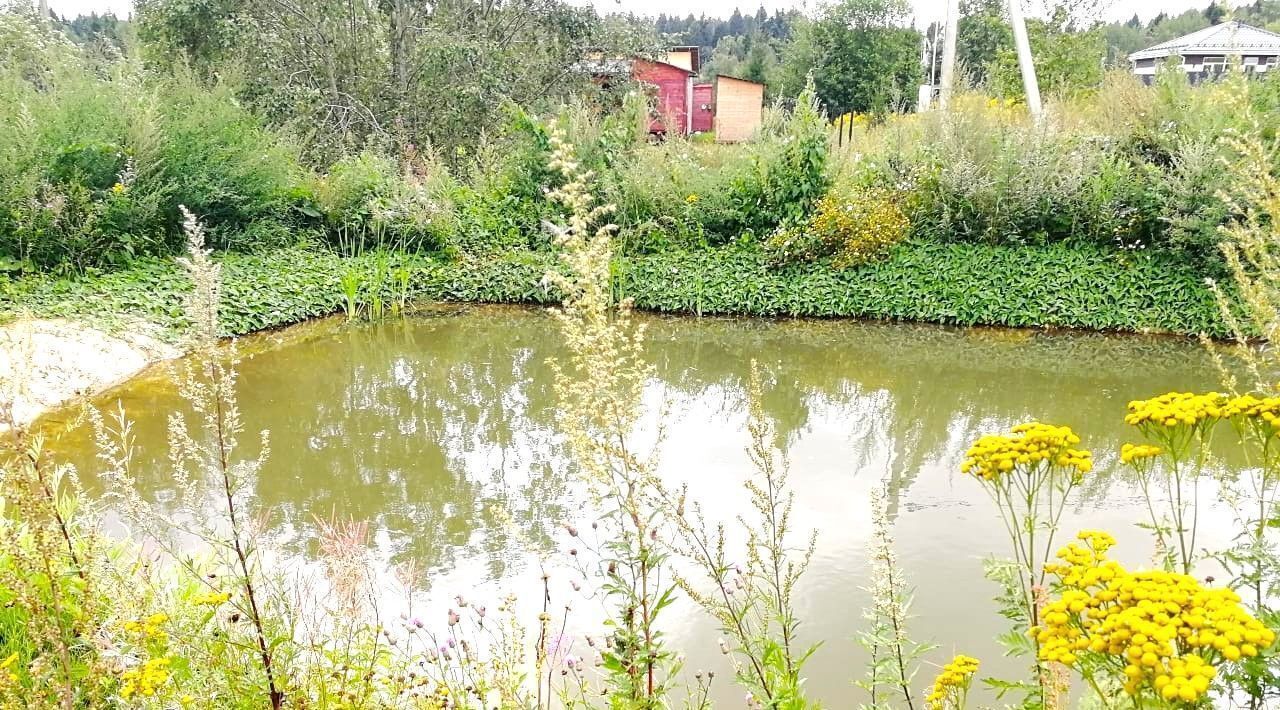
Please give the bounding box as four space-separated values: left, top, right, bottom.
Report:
1008 0 1044 120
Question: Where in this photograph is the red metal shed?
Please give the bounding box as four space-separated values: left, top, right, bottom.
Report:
691 83 714 134
632 58 695 137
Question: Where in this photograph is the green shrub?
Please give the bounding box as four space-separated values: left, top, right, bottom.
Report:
307 150 456 254
449 106 558 254
609 141 756 252
605 81 831 253
0 11 305 270
838 78 1264 270
767 185 910 268
155 71 302 249
747 79 830 231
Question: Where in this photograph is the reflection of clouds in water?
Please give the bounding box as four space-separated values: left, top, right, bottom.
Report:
39 306 1250 706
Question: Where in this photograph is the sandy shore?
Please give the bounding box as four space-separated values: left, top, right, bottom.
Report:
0 319 180 431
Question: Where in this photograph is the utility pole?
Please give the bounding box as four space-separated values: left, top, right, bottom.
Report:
1007 0 1043 120
918 33 932 111
938 0 959 109
37 0 49 21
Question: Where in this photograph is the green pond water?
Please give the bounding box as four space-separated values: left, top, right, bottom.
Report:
38 305 1244 706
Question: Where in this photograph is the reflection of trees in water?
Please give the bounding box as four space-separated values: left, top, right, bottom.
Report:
636 313 1232 515
242 314 582 576
45 305 1239 583
50 310 580 583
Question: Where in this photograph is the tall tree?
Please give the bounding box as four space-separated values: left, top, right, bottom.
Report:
1204 2 1227 24
791 0 921 114
136 0 620 162
957 0 1011 87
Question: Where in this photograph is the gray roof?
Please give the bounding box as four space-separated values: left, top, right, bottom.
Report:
572 58 633 75
1130 21 1280 61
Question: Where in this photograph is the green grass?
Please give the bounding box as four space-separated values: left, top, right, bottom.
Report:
0 241 1236 341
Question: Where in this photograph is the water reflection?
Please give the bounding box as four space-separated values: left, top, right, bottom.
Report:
39 305 1243 705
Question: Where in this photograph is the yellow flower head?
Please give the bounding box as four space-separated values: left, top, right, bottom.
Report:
1033 533 1276 704
1125 392 1225 430
1221 393 1280 435
961 422 1092 482
120 656 172 699
925 654 979 709
0 653 18 685
685 193 699 204
1120 443 1162 465
123 613 169 642
192 591 231 606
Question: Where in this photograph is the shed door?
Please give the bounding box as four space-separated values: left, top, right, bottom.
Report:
692 84 714 134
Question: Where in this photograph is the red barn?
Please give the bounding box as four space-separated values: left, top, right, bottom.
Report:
632 58 695 137
577 47 762 140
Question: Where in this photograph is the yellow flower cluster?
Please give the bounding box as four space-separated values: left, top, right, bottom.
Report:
0 653 18 685
764 186 910 268
1120 443 1162 465
1125 392 1227 430
925 654 979 709
123 612 170 642
961 422 1093 482
832 112 870 131
1034 532 1275 704
1221 393 1280 432
192 590 231 606
121 657 172 699
824 187 911 269
685 193 699 204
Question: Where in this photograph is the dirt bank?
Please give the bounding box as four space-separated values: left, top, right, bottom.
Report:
0 319 179 431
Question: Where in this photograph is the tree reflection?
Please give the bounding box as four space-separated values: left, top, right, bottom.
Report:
42 306 1239 585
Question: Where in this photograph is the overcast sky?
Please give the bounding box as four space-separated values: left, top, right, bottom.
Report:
43 0 1215 26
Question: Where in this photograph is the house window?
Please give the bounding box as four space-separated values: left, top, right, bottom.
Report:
1202 55 1227 70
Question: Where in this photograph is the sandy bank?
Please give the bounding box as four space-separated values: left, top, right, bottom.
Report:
0 319 179 430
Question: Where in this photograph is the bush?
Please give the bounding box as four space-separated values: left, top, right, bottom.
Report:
0 10 305 270
155 71 303 250
835 75 1268 270
604 81 831 253
450 106 559 254
766 184 910 268
304 149 457 254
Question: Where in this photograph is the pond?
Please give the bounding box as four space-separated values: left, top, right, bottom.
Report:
37 305 1243 706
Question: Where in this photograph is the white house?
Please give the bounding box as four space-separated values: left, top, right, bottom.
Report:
1129 21 1280 84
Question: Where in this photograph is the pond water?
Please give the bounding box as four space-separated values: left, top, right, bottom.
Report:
37 305 1244 706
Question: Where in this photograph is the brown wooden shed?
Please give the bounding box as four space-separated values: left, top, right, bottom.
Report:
713 75 764 143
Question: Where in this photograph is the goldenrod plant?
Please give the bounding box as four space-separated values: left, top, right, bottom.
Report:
1120 391 1225 574
96 206 291 707
923 654 978 710
0 330 108 707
